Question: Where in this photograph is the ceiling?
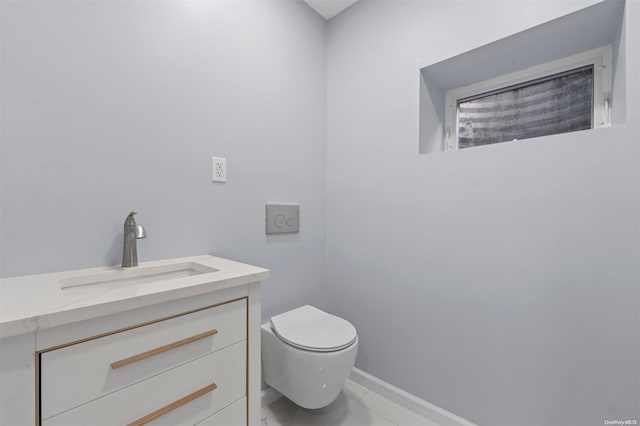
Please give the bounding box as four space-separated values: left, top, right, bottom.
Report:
302 0 360 20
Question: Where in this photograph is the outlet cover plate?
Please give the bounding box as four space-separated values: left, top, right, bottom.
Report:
266 204 299 234
212 157 227 182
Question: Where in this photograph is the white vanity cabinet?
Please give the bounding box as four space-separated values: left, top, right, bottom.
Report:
0 332 37 426
40 298 248 425
0 255 268 426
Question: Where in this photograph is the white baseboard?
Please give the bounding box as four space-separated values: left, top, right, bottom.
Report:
349 367 476 426
261 386 283 408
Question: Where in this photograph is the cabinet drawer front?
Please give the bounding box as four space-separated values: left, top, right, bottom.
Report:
196 397 246 426
42 341 246 426
41 299 246 419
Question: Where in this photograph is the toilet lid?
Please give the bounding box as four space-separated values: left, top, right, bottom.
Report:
270 305 357 352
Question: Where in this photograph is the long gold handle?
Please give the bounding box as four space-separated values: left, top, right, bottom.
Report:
127 383 218 426
111 329 218 369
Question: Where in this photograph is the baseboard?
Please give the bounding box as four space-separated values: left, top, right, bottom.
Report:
349 367 476 426
261 386 283 408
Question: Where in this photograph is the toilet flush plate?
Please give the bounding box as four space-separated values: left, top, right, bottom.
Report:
266 204 299 234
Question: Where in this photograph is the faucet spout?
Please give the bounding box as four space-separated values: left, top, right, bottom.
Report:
122 211 146 268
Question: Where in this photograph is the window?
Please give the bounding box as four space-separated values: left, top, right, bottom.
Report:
444 45 612 150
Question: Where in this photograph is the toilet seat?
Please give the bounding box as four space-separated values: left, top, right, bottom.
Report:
270 305 357 352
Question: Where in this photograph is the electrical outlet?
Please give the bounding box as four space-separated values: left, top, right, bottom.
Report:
212 157 227 182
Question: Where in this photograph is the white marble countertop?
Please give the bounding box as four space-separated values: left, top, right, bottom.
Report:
0 255 269 339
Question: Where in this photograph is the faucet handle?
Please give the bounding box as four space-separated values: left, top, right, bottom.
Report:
124 211 138 226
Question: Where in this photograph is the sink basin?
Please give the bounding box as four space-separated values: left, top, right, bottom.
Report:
59 262 218 294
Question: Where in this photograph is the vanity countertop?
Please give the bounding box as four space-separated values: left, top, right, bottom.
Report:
0 255 269 339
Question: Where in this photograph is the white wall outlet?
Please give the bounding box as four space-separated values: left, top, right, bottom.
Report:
212 157 227 182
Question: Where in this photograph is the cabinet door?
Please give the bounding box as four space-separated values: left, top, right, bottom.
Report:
196 397 246 426
0 333 36 426
42 341 246 426
40 299 246 419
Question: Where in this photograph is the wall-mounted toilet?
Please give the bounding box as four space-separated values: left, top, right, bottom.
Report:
261 305 358 409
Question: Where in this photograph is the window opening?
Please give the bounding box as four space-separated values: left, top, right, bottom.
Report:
443 45 611 150
457 66 594 148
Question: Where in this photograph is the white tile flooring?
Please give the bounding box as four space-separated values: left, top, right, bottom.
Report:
261 380 439 426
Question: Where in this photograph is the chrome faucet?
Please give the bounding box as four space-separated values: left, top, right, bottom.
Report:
122 211 146 267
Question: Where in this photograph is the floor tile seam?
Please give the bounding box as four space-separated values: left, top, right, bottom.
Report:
360 390 434 426
367 401 434 426
349 387 370 405
362 402 401 426
340 398 401 426
328 410 344 426
328 405 357 426
323 391 368 426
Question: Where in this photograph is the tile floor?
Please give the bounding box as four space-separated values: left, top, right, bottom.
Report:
261 380 439 426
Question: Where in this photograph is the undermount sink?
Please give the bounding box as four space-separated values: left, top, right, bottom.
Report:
59 262 218 294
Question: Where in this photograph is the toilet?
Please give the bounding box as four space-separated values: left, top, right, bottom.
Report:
261 305 358 409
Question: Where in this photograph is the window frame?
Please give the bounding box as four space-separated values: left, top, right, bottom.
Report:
443 45 612 150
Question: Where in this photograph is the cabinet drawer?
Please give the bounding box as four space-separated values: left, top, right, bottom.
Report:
42 340 246 426
196 397 246 426
41 298 246 420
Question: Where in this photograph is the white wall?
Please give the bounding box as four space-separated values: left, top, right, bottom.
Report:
326 1 639 425
0 0 328 321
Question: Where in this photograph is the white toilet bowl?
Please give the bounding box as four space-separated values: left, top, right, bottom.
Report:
261 305 358 409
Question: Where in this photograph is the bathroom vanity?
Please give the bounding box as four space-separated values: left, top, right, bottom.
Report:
0 255 269 426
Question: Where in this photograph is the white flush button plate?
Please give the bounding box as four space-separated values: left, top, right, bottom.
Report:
266 204 299 234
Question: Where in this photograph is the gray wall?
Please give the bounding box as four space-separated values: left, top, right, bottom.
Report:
0 0 328 321
326 1 639 425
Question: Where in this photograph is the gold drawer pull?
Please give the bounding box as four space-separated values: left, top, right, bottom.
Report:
127 383 218 426
111 329 218 369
